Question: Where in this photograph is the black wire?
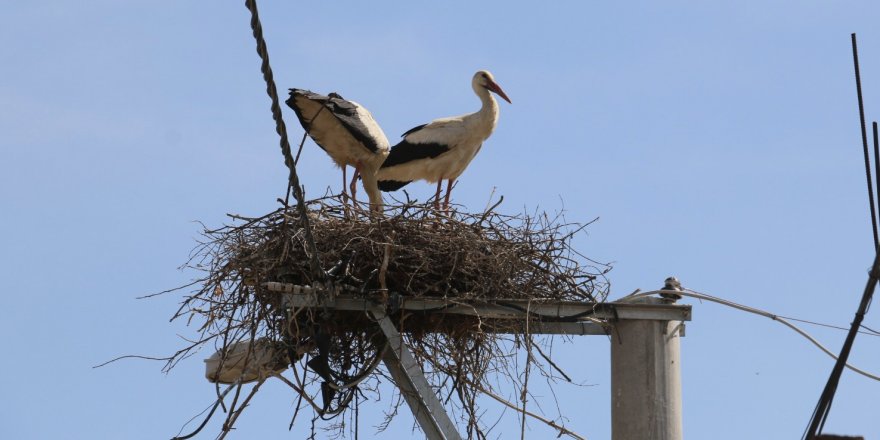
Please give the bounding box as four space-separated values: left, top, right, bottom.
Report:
873 121 880 313
874 120 880 252
805 252 880 439
804 231 880 438
852 34 879 251
494 301 597 322
171 384 235 440
779 314 880 336
803 34 880 440
861 323 880 335
415 303 461 313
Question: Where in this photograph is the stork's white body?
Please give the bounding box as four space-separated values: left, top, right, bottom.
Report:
379 104 498 184
286 89 390 211
377 70 511 209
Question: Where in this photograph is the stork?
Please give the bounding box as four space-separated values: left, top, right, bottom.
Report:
376 70 511 210
286 89 390 212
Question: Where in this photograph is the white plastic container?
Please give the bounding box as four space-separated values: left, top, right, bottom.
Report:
204 338 288 384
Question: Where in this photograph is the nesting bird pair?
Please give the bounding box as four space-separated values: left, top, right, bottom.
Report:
285 70 511 213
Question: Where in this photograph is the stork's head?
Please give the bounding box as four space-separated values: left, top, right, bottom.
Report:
473 70 511 104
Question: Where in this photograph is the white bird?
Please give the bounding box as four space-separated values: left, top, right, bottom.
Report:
376 70 511 210
286 89 390 212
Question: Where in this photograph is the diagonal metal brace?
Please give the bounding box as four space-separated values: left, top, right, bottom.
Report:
370 307 463 440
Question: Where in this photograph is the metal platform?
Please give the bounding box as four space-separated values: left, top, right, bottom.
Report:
277 288 691 336
270 283 692 440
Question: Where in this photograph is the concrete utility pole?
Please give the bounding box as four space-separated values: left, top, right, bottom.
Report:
611 297 684 440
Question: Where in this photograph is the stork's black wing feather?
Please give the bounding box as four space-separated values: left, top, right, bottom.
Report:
325 94 383 153
380 140 449 168
400 123 428 138
285 89 383 154
377 179 411 191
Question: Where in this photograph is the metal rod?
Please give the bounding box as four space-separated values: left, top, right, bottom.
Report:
280 292 692 324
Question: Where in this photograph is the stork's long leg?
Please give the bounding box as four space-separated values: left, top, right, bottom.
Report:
433 180 443 210
350 162 362 206
341 166 349 205
443 179 455 211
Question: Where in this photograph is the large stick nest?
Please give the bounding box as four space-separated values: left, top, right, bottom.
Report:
168 196 611 438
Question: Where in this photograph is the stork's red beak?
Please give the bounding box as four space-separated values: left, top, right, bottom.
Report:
485 80 512 104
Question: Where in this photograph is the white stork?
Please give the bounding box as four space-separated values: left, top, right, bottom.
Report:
286 89 390 212
376 70 511 210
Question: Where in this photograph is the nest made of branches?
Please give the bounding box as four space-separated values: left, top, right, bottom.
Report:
168 195 611 439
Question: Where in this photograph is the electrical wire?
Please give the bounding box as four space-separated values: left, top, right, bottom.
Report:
494 300 598 322
780 315 877 335
615 289 880 382
852 34 879 251
804 34 880 440
861 323 880 336
326 343 386 391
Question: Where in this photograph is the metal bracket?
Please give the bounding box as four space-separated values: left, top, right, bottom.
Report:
278 290 692 324
371 307 463 440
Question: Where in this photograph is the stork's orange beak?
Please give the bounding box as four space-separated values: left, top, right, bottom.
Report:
486 80 512 104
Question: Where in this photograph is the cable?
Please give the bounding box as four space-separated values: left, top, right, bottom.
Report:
861 323 880 336
171 382 238 440
615 289 880 382
494 300 597 322
326 343 386 391
243 0 323 280
804 34 880 440
874 119 880 251
852 33 879 250
780 315 877 335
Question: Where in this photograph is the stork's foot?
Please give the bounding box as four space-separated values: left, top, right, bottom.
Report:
440 179 454 216
351 199 370 217
365 201 383 219
349 183 358 204
339 190 354 219
441 203 453 217
429 202 452 219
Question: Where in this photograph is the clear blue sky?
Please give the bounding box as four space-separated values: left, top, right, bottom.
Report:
3 1 880 439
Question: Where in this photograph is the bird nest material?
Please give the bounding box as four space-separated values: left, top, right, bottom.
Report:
167 195 611 439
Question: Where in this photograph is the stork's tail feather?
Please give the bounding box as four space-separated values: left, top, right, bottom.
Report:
378 180 411 192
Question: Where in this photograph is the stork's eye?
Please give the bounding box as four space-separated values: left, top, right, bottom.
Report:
481 73 488 78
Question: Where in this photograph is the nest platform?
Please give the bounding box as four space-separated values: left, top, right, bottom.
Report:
168 196 611 438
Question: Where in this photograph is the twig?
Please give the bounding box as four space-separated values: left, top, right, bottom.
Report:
218 378 267 440
532 341 572 382
476 382 585 440
92 354 173 369
379 243 391 291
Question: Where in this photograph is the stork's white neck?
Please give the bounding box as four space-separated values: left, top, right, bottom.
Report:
470 85 499 137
